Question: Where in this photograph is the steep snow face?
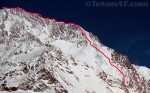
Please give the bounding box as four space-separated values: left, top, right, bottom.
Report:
0 8 150 93
0 9 4 15
133 65 150 80
133 65 150 93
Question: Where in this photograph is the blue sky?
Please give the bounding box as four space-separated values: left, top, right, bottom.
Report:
1 0 150 68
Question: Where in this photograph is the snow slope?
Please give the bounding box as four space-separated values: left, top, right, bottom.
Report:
0 7 149 93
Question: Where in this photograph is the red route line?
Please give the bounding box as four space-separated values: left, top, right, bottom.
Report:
3 7 126 86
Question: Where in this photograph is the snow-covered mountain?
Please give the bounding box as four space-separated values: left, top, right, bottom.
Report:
0 8 149 93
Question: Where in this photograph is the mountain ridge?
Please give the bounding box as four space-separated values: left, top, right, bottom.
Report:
0 7 149 93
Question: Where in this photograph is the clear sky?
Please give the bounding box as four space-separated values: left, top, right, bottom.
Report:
1 0 150 68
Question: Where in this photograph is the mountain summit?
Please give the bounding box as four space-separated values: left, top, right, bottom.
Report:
0 8 149 93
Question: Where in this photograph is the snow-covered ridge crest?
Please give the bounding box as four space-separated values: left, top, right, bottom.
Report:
0 7 149 93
